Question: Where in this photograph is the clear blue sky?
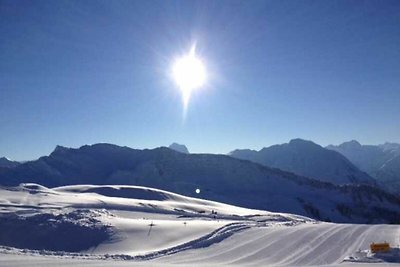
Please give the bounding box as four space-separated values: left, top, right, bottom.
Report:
1 0 399 160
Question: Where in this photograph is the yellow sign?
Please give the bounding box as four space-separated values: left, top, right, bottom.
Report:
370 242 390 253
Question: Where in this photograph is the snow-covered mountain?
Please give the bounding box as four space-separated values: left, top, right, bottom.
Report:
0 157 20 168
0 143 399 223
230 139 375 185
326 140 400 175
168 143 189 154
327 140 400 194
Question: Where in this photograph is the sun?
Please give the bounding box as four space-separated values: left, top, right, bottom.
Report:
172 45 206 112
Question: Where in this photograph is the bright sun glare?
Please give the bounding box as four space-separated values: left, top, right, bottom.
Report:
172 45 206 113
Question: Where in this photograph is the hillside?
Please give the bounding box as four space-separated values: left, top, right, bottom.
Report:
0 143 399 223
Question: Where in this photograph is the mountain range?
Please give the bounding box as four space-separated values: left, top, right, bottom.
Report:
230 139 375 186
327 140 400 194
0 143 399 224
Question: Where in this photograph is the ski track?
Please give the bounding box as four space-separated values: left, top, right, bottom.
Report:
156 223 400 266
133 222 252 261
1 218 399 266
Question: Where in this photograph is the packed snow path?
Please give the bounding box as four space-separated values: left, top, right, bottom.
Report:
1 221 399 266
156 222 400 266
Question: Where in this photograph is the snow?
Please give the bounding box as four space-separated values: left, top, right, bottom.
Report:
0 183 399 266
344 248 400 263
158 222 400 266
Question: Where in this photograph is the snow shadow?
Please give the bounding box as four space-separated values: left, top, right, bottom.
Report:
375 248 400 263
0 210 113 252
70 186 169 201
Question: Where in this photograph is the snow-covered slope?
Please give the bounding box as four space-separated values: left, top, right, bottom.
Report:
0 143 399 223
158 222 400 266
0 184 308 255
0 184 399 267
327 140 400 194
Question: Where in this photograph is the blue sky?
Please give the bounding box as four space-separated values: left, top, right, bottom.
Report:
1 0 399 160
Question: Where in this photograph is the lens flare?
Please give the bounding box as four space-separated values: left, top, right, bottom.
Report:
172 45 206 115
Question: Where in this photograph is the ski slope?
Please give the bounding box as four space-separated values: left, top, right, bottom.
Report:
158 222 399 266
0 184 399 266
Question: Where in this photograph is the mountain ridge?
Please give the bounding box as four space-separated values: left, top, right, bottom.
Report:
230 138 375 186
327 140 400 194
0 157 20 168
0 143 399 223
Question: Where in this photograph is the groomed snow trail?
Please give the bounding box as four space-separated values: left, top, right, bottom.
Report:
157 222 400 266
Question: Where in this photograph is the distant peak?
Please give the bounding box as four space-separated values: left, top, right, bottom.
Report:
0 156 20 167
168 143 189 154
381 142 400 146
340 140 362 148
51 145 70 155
348 140 361 145
288 138 319 147
82 143 121 150
229 148 256 154
379 142 400 152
